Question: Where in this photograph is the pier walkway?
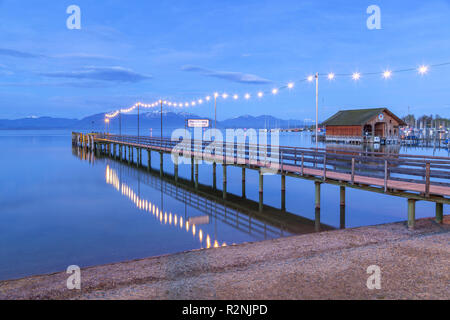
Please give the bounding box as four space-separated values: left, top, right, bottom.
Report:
73 132 450 228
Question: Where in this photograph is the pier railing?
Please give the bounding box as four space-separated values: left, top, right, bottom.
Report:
91 133 450 198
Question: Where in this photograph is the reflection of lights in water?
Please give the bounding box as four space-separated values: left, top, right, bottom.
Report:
206 235 211 249
105 165 226 249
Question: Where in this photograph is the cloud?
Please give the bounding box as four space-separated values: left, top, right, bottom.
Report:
181 65 272 84
0 48 43 58
40 66 151 83
0 64 13 75
0 81 114 88
50 53 120 60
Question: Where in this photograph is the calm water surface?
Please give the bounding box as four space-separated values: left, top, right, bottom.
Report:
0 130 448 280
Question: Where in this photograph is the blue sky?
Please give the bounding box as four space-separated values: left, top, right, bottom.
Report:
0 0 449 120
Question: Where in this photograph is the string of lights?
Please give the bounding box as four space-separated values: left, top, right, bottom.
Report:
105 61 450 119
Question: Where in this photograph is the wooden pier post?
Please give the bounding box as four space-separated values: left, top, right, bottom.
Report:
259 170 264 212
160 152 163 178
191 156 194 182
174 154 179 182
147 150 151 171
436 202 443 224
340 186 345 206
340 186 346 229
315 181 321 232
136 148 140 167
223 165 227 200
408 199 416 229
195 159 199 190
213 162 217 190
281 174 286 211
242 167 246 198
315 181 321 209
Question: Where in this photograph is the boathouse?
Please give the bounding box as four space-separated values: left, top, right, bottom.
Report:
322 108 406 144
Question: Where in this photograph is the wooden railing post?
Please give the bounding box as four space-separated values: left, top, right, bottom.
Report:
425 162 431 197
301 153 304 176
384 160 388 192
351 158 355 184
322 153 327 181
280 151 284 173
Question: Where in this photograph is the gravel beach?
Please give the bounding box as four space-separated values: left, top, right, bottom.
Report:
1 216 449 300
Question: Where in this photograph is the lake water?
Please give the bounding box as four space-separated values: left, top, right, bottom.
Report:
0 129 448 280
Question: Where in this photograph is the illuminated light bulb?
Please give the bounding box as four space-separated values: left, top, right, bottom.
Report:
418 65 428 75
205 96 211 101
186 221 189 231
383 70 392 79
168 102 172 106
307 75 314 82
164 212 167 224
169 213 172 225
328 73 335 80
198 99 203 104
173 103 177 107
179 217 183 228
214 240 219 248
272 88 278 95
214 92 219 98
222 93 228 99
191 101 196 106
174 215 178 226
244 93 250 99
185 102 189 107
233 94 238 100
199 229 203 243
257 92 263 98
287 82 294 89
222 242 227 247
352 72 361 80
192 224 196 236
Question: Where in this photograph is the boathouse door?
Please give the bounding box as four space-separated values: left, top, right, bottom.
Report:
374 122 385 137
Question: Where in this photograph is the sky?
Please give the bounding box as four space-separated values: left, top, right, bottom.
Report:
0 0 449 121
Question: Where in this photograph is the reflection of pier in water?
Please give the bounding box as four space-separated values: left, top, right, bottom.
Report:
105 164 224 249
73 147 335 238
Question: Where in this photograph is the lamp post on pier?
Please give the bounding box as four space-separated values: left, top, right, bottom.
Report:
315 72 319 149
214 92 219 130
160 99 163 139
137 102 140 144
105 118 110 135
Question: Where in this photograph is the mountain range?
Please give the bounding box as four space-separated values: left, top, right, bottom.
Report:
0 111 309 130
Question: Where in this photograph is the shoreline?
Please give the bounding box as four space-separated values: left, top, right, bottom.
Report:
1 216 449 300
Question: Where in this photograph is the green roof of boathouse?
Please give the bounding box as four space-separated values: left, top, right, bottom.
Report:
322 108 406 126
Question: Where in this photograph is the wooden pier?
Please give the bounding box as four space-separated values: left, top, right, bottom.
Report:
73 132 450 228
